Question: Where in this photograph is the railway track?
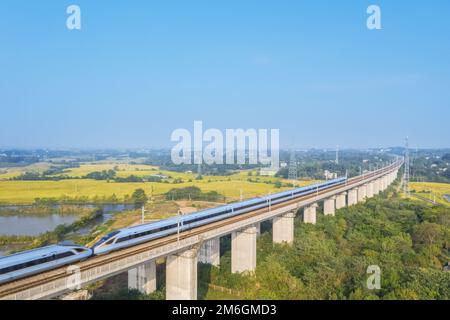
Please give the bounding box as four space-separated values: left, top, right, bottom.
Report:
0 162 402 298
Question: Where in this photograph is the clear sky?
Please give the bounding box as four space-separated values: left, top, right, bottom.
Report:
0 1 449 149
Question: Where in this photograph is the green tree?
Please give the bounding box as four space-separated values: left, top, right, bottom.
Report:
131 188 148 207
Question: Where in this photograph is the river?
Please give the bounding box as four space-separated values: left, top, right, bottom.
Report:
0 204 135 256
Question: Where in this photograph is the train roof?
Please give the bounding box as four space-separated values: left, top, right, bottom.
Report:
0 244 86 267
113 178 347 237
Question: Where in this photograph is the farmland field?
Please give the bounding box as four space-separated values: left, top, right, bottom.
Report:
0 162 318 204
410 182 450 206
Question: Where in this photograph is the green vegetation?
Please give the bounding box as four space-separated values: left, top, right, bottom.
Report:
131 188 148 207
410 153 450 183
165 186 224 202
197 193 450 300
409 182 450 206
0 204 94 217
2 208 104 253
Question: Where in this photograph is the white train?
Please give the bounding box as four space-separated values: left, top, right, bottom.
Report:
0 244 92 285
0 177 347 284
92 177 346 254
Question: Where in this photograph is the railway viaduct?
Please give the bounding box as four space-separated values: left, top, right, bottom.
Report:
0 160 403 300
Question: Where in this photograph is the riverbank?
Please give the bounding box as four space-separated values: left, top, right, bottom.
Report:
0 208 104 256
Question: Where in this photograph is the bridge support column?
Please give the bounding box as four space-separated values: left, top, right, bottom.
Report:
166 249 197 300
303 203 318 224
198 238 220 267
358 185 367 202
128 261 156 295
323 196 336 216
379 178 385 192
231 226 257 274
373 179 380 195
384 176 389 189
273 211 296 244
255 222 261 237
348 188 358 206
336 192 347 209
366 182 374 198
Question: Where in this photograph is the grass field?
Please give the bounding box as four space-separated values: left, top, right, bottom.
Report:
0 162 318 204
410 182 450 206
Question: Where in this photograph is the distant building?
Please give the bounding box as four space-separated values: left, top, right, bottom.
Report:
260 168 278 176
324 170 337 180
151 174 168 179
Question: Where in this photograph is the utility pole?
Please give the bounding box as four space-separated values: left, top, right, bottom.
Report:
404 137 410 198
288 148 297 186
141 205 146 224
335 145 339 165
177 209 181 246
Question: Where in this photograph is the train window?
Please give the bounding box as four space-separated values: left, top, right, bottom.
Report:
0 266 15 275
55 251 74 259
103 238 115 246
116 236 131 243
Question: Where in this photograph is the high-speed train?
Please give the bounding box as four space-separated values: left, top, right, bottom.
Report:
0 244 92 285
92 177 346 254
0 177 347 283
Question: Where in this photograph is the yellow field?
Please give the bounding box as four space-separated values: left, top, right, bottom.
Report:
0 162 53 180
409 182 450 206
0 178 316 204
0 162 319 204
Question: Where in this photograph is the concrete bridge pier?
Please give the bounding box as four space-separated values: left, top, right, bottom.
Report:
128 260 156 295
255 222 261 237
303 203 318 224
366 182 374 198
335 192 347 209
231 226 257 274
273 211 296 244
357 185 367 202
198 238 220 267
379 178 385 192
166 249 198 300
373 179 380 195
348 188 358 206
391 172 396 183
323 196 336 216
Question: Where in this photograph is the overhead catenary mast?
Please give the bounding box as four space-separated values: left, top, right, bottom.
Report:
404 137 410 198
335 145 339 165
288 148 297 186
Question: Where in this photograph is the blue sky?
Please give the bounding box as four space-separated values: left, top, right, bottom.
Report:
0 1 449 149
